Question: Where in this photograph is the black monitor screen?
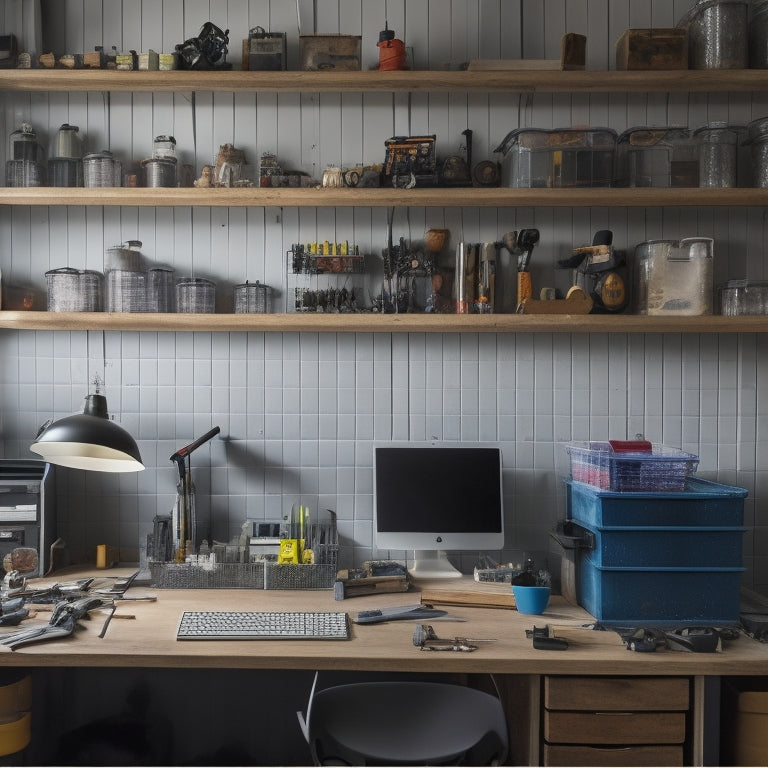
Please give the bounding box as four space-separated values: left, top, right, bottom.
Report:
374 446 503 534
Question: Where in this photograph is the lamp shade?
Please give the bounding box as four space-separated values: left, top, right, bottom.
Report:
30 394 144 473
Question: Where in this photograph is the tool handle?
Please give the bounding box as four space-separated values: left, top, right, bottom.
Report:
170 426 221 461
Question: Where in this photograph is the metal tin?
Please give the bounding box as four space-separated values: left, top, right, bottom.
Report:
679 0 748 69
176 278 216 313
234 280 271 313
83 151 117 187
5 160 45 187
47 158 82 187
694 122 742 188
52 124 83 159
105 241 142 271
142 157 177 187
45 267 104 312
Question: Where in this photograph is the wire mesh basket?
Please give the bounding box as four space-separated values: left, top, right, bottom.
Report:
148 561 266 589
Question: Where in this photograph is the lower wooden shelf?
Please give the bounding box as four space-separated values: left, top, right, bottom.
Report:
1 311 768 333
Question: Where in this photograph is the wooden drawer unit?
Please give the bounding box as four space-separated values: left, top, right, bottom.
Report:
542 676 690 767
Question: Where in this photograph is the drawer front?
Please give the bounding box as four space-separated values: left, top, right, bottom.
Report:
544 710 686 745
543 743 684 767
544 676 689 711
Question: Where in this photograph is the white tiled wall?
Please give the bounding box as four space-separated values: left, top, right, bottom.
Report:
1 0 768 592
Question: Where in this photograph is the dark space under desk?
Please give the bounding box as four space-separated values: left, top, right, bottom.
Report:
1 570 767 766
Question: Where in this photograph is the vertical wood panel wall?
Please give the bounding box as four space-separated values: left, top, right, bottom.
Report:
1 0 767 593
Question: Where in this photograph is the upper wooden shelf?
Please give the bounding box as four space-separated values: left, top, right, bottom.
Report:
1 68 768 94
1 311 767 334
3 187 768 208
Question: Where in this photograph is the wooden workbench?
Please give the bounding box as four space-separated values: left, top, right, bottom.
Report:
3 570 767 766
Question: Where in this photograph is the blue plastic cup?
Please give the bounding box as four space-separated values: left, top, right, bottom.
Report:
512 585 551 615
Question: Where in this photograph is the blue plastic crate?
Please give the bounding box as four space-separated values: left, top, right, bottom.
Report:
578 551 743 626
565 478 747 528
568 519 746 569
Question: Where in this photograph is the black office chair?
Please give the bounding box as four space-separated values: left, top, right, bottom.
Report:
297 673 509 766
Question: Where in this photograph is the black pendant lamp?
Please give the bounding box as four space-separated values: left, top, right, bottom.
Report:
30 391 144 473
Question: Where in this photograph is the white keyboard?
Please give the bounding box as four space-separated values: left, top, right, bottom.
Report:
176 610 350 640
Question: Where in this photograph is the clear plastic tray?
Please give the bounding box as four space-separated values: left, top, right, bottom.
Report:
566 440 699 491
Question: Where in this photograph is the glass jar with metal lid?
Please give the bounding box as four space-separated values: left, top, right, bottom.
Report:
6 123 45 187
83 151 118 187
176 277 216 313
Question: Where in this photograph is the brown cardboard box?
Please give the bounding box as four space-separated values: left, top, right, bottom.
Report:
300 35 361 71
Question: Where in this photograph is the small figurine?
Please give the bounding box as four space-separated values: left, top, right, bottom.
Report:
194 165 214 188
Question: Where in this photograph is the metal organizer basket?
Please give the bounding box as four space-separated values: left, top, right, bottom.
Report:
148 517 339 590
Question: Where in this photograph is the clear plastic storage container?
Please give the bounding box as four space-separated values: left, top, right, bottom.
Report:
493 127 616 188
615 127 698 187
565 440 700 492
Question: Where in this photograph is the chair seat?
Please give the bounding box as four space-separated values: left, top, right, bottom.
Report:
306 680 508 765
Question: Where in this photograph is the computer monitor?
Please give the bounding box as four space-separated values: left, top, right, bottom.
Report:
373 442 505 579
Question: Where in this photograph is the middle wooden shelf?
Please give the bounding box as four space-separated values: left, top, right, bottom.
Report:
2 187 768 208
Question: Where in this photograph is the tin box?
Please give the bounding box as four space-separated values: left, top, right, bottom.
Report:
300 35 361 71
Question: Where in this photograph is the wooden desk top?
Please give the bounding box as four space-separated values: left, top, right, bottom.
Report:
1 571 767 676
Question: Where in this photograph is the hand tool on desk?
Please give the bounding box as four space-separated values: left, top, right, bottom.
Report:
412 624 497 652
354 604 465 624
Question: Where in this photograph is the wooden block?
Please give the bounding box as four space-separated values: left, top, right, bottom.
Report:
518 296 594 314
616 28 688 71
420 587 516 610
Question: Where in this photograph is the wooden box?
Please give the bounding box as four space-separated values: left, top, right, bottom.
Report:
616 28 687 70
299 35 361 71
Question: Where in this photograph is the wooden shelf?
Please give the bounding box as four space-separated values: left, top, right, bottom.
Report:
3 186 768 208
1 311 766 334
1 68 768 94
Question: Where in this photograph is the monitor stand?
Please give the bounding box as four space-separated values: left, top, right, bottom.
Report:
408 550 462 579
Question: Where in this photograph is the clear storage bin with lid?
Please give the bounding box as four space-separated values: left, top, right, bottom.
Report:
6 123 45 187
493 127 617 188
694 122 743 187
678 0 748 69
615 127 698 187
176 277 216 313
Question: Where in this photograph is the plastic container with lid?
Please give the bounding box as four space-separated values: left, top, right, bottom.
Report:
678 0 749 69
719 279 768 315
615 127 698 187
634 237 714 316
695 122 743 187
493 127 617 188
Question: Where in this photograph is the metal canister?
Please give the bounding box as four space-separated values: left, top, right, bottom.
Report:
146 267 175 312
7 123 45 187
679 0 748 69
52 124 84 159
142 157 177 187
694 122 742 187
745 117 768 187
234 280 271 313
106 270 146 312
83 151 117 187
176 278 216 313
750 0 768 67
45 268 104 312
105 241 142 271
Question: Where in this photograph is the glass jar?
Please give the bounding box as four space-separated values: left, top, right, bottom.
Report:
694 122 742 187
234 280 271 313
